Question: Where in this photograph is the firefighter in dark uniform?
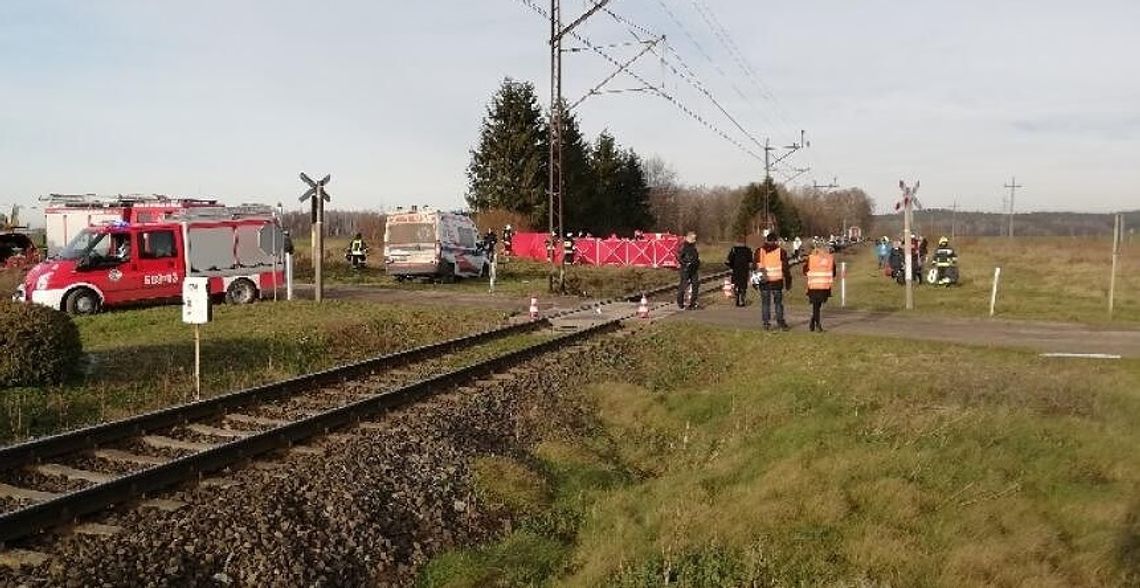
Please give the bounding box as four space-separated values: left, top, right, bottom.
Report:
347 232 367 269
502 224 514 258
282 230 295 255
563 232 576 265
545 231 556 262
481 229 498 261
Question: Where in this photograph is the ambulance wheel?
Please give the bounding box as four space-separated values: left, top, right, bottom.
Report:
226 279 258 305
65 288 101 315
441 262 457 283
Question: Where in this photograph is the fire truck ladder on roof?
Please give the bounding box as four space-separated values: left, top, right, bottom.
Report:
41 193 219 208
170 204 276 222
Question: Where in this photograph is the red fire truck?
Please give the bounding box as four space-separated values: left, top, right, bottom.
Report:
15 206 285 314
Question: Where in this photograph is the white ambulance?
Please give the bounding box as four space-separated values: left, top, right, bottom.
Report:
384 207 489 281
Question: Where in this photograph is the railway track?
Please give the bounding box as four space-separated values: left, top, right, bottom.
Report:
0 271 730 545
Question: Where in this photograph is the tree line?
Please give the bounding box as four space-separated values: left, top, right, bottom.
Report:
644 156 875 243
465 78 652 236
872 209 1140 238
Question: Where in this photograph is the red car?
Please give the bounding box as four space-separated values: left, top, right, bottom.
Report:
0 233 40 270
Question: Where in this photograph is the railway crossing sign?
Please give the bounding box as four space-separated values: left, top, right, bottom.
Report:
898 180 920 311
299 172 331 302
299 172 332 222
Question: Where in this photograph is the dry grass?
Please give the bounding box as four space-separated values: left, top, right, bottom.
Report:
427 322 1140 586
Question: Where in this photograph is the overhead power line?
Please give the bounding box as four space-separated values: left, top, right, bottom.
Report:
515 0 763 162
599 9 768 152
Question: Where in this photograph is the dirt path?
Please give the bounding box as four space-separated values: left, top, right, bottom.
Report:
673 305 1140 358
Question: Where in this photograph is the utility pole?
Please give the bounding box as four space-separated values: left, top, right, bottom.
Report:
897 180 920 310
950 201 958 240
1004 176 1022 239
762 131 806 232
546 0 617 292
1110 213 1122 318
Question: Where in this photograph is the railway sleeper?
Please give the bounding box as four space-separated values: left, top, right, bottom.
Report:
32 463 114 485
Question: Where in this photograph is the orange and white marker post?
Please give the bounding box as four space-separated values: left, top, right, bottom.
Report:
637 294 650 319
529 296 539 319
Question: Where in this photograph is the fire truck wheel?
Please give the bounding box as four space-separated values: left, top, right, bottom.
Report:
65 288 101 315
226 279 258 305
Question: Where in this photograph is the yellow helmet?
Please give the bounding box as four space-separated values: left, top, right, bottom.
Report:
938 236 949 246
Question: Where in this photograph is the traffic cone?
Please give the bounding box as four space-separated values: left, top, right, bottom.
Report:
722 277 733 298
637 295 650 319
529 296 539 319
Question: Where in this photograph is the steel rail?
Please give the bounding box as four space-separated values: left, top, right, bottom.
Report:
0 268 728 472
0 319 548 472
0 319 621 543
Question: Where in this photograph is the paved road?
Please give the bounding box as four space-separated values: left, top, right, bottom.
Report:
670 305 1140 358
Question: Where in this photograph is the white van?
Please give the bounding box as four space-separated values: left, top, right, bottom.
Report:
384 208 489 281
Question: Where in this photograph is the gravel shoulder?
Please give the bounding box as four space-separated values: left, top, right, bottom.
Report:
0 333 621 586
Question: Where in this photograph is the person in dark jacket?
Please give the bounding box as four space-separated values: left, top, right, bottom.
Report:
753 232 791 329
677 231 700 310
725 237 752 307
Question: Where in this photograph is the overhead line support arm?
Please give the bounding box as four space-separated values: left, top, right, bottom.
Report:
553 0 613 43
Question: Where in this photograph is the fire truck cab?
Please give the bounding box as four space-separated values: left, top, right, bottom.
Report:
15 206 284 314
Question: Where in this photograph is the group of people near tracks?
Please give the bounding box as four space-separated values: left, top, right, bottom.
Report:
873 234 960 286
676 230 838 332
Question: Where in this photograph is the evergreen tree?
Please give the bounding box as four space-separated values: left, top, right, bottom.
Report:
732 176 801 238
557 107 592 233
584 132 622 233
614 149 653 233
465 78 548 224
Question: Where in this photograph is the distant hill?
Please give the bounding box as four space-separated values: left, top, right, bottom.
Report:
871 210 1140 238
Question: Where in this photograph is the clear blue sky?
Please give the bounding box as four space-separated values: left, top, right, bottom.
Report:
2 0 1137 223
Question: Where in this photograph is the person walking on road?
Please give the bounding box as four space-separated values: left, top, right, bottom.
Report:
677 231 701 310
754 232 791 330
725 236 753 307
803 239 836 332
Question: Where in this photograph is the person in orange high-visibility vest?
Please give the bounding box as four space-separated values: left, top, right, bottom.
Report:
753 231 791 330
803 240 837 332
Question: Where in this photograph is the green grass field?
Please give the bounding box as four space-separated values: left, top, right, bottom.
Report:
423 322 1140 586
827 236 1139 323
0 300 503 443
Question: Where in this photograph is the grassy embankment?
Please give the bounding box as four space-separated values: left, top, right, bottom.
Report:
0 301 505 443
423 322 1140 586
